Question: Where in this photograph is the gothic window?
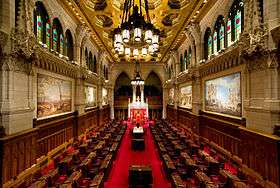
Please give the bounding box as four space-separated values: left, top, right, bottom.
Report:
188 47 192 68
36 15 43 42
52 27 58 51
93 55 97 73
228 0 244 43
89 52 93 71
52 18 63 53
180 54 183 71
226 18 232 47
85 48 89 66
208 36 212 58
213 31 218 54
184 50 187 70
219 24 225 50
204 28 212 60
34 2 49 44
59 34 64 55
65 30 74 60
46 20 51 49
235 9 242 41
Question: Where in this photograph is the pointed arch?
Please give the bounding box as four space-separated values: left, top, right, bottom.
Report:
145 71 162 97
52 18 63 53
204 27 212 59
33 1 49 44
114 72 132 97
65 29 74 60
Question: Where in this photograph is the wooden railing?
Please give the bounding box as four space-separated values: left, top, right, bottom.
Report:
0 107 111 186
166 106 280 186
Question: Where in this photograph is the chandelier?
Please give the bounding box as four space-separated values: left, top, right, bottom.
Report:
131 61 144 85
113 0 160 59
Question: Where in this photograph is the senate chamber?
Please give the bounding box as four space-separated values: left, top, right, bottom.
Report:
0 0 280 187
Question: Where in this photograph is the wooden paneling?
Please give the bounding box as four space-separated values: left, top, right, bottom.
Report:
199 114 241 156
0 107 110 185
239 128 280 185
36 114 75 157
77 108 99 136
0 129 38 185
166 106 280 186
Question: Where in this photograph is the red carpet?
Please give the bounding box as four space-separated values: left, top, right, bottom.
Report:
104 122 171 188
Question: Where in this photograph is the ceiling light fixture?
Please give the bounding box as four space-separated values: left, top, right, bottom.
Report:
113 0 160 60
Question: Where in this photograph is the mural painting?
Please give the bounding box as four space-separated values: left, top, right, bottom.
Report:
179 85 192 109
85 86 97 107
37 74 72 118
205 73 241 117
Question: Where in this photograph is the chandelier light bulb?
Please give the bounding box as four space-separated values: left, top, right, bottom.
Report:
145 30 153 43
148 45 154 54
153 43 159 51
152 34 159 45
142 48 147 56
122 29 130 43
114 33 122 45
133 48 139 57
134 28 141 42
114 42 121 51
125 48 131 56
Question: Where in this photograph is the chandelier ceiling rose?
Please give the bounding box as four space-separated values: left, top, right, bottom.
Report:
113 0 160 61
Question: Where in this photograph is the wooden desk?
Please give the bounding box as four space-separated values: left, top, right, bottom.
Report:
100 154 112 170
195 171 212 185
110 142 119 152
129 165 152 187
94 141 105 151
89 172 104 188
219 169 240 181
171 173 185 188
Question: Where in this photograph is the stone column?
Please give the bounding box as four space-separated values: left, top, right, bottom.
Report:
107 86 114 120
132 85 136 102
74 77 85 114
192 73 202 115
162 86 168 119
140 85 144 103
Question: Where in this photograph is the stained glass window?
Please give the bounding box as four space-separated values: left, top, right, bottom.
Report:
235 10 242 41
208 36 212 58
219 26 225 50
184 50 187 70
46 20 51 49
227 19 232 47
180 54 183 72
59 34 64 55
53 27 58 51
188 47 192 68
36 15 42 42
213 31 218 54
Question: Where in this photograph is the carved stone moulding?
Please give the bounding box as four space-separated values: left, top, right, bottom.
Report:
199 47 241 77
34 48 79 78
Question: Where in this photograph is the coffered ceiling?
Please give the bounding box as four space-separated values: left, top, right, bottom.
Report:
61 0 214 63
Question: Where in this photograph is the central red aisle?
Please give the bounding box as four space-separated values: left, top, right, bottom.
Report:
104 122 171 188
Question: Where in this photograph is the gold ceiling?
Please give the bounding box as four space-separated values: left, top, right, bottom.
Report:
62 0 214 63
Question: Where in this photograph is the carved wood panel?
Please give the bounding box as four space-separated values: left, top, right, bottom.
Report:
0 129 37 185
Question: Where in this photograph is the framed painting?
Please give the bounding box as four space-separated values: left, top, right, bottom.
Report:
37 74 72 118
205 72 241 117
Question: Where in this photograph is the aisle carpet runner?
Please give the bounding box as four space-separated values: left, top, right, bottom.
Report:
104 122 171 188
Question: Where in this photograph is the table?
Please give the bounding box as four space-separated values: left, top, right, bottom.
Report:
89 172 104 188
171 173 185 188
129 165 152 187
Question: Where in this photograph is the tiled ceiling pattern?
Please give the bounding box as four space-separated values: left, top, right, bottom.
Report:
67 0 212 63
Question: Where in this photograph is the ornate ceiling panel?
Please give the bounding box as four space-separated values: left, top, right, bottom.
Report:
63 0 213 63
